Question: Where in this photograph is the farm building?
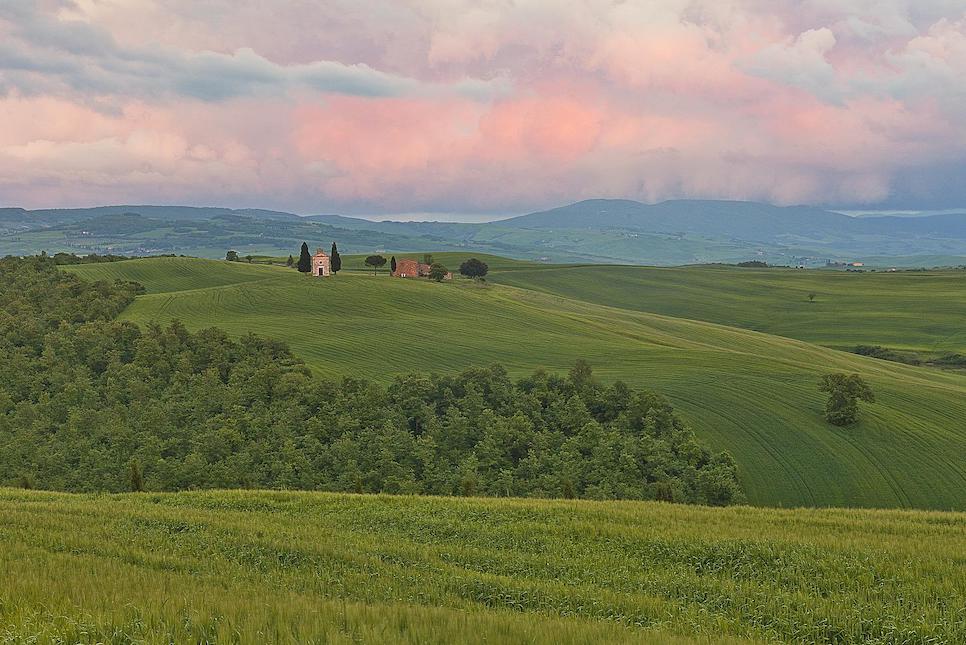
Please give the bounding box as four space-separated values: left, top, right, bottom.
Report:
311 248 332 277
392 258 452 280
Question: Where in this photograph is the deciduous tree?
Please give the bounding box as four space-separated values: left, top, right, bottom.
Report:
429 263 449 282
819 373 875 425
459 258 489 280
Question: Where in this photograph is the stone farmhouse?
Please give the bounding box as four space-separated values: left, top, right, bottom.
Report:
311 248 332 276
391 258 452 280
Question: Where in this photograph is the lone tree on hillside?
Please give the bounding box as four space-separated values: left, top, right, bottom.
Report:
331 243 342 274
390 256 397 274
808 292 817 302
286 255 294 268
459 258 489 280
365 254 387 275
819 373 875 426
429 262 449 282
226 250 239 262
297 242 312 273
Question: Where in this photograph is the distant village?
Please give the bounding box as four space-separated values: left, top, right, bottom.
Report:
308 248 453 280
224 243 497 283
306 246 454 280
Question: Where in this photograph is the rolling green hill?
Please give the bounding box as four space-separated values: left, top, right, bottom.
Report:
2 490 963 644
487 264 966 357
67 257 966 510
9 200 966 266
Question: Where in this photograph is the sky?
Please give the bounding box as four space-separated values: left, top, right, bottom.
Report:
1 0 966 217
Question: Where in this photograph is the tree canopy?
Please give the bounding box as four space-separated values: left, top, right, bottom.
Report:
819 373 875 426
459 258 489 280
429 263 449 282
365 255 387 275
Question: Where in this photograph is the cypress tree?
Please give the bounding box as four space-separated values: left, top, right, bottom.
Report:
390 256 397 274
297 242 311 273
286 255 294 267
330 242 342 274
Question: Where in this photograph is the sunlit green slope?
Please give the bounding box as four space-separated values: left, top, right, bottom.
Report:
490 264 966 357
2 490 963 644
66 255 277 294
67 258 966 510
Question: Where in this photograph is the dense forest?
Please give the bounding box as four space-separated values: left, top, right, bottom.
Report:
0 256 742 504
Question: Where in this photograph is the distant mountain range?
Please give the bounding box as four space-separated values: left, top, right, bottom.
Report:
3 200 966 267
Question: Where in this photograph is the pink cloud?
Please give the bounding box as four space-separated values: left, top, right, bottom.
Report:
3 0 966 212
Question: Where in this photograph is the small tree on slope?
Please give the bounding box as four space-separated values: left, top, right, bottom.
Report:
819 373 875 426
459 258 489 280
429 263 449 282
365 255 387 276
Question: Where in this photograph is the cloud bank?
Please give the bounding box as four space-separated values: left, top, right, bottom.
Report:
2 0 965 213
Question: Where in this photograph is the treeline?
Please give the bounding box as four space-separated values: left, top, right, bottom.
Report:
51 252 134 265
0 256 743 505
854 344 966 370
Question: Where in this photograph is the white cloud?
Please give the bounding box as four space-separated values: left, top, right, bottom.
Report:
743 28 840 101
0 0 505 103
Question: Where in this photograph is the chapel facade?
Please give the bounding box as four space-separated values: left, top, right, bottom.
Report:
311 249 331 276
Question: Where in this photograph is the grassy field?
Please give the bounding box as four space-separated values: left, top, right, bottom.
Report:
488 264 966 357
2 489 963 644
66 257 966 510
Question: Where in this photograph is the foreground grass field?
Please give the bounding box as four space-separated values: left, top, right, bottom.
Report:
67 258 966 510
489 264 966 357
2 489 963 644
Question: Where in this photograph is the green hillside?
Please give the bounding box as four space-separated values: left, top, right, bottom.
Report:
490 264 966 357
66 256 278 294
3 489 963 644
67 258 966 510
